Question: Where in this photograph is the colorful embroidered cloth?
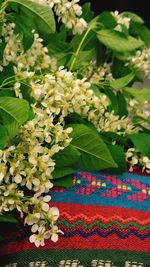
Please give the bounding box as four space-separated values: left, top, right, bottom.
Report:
1 170 150 267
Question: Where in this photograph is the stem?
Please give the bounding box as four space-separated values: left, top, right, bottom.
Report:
0 0 8 20
69 23 97 72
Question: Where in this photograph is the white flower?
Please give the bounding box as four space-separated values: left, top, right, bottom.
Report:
73 18 87 34
129 48 150 78
29 232 45 247
140 156 150 173
111 11 131 32
44 225 63 243
14 174 22 184
48 207 60 222
25 213 41 226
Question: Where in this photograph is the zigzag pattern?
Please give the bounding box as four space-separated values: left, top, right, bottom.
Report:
58 219 150 231
61 212 150 225
59 212 150 240
62 229 150 239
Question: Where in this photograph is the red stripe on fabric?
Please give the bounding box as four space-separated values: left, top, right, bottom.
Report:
50 202 150 221
1 234 150 255
129 167 150 177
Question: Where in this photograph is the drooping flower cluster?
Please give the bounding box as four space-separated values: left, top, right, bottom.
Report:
1 23 57 73
0 105 72 246
111 11 131 32
32 0 87 34
126 148 150 173
129 48 150 78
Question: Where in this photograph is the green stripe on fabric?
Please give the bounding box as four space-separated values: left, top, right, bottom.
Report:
1 249 150 267
58 219 150 231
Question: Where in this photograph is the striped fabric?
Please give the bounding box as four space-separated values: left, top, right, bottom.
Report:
1 170 150 267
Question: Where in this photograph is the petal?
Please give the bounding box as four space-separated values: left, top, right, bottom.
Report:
41 202 49 212
29 234 35 243
44 231 51 239
43 195 51 202
31 224 38 233
51 233 58 243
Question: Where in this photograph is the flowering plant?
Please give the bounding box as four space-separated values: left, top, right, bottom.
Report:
0 0 150 247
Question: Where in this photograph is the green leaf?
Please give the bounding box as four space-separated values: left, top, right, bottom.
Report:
82 3 94 22
123 87 150 102
0 97 29 137
28 107 35 121
97 29 144 53
129 132 150 158
0 40 6 61
100 132 127 146
70 124 117 170
91 84 107 98
9 0 55 35
6 13 34 51
0 63 14 83
133 25 150 47
71 30 97 52
0 214 18 223
117 91 128 117
107 144 127 173
53 145 80 168
0 0 3 8
52 167 74 179
110 73 135 90
69 49 95 70
103 88 128 117
98 11 117 29
0 90 15 98
66 112 88 125
121 12 144 25
104 88 118 114
112 58 132 79
47 37 69 66
14 16 34 51
53 175 73 188
0 97 29 125
119 24 129 38
0 125 8 149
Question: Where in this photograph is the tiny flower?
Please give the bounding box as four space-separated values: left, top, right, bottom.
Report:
14 174 22 184
25 213 41 226
29 233 45 247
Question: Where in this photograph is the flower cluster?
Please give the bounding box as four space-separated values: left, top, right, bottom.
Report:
127 99 150 126
27 67 135 135
1 23 57 73
0 105 72 246
129 48 150 78
84 61 113 85
32 0 87 34
111 11 131 32
126 148 150 173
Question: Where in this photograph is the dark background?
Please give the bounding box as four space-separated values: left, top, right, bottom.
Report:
80 0 150 27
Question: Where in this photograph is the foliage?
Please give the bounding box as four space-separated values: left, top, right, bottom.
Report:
0 0 149 246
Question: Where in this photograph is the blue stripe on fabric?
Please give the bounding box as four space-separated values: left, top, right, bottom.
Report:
50 172 150 211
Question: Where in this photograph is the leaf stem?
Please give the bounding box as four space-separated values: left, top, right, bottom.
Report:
69 23 97 72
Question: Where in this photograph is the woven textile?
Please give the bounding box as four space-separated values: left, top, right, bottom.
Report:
1 170 150 267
